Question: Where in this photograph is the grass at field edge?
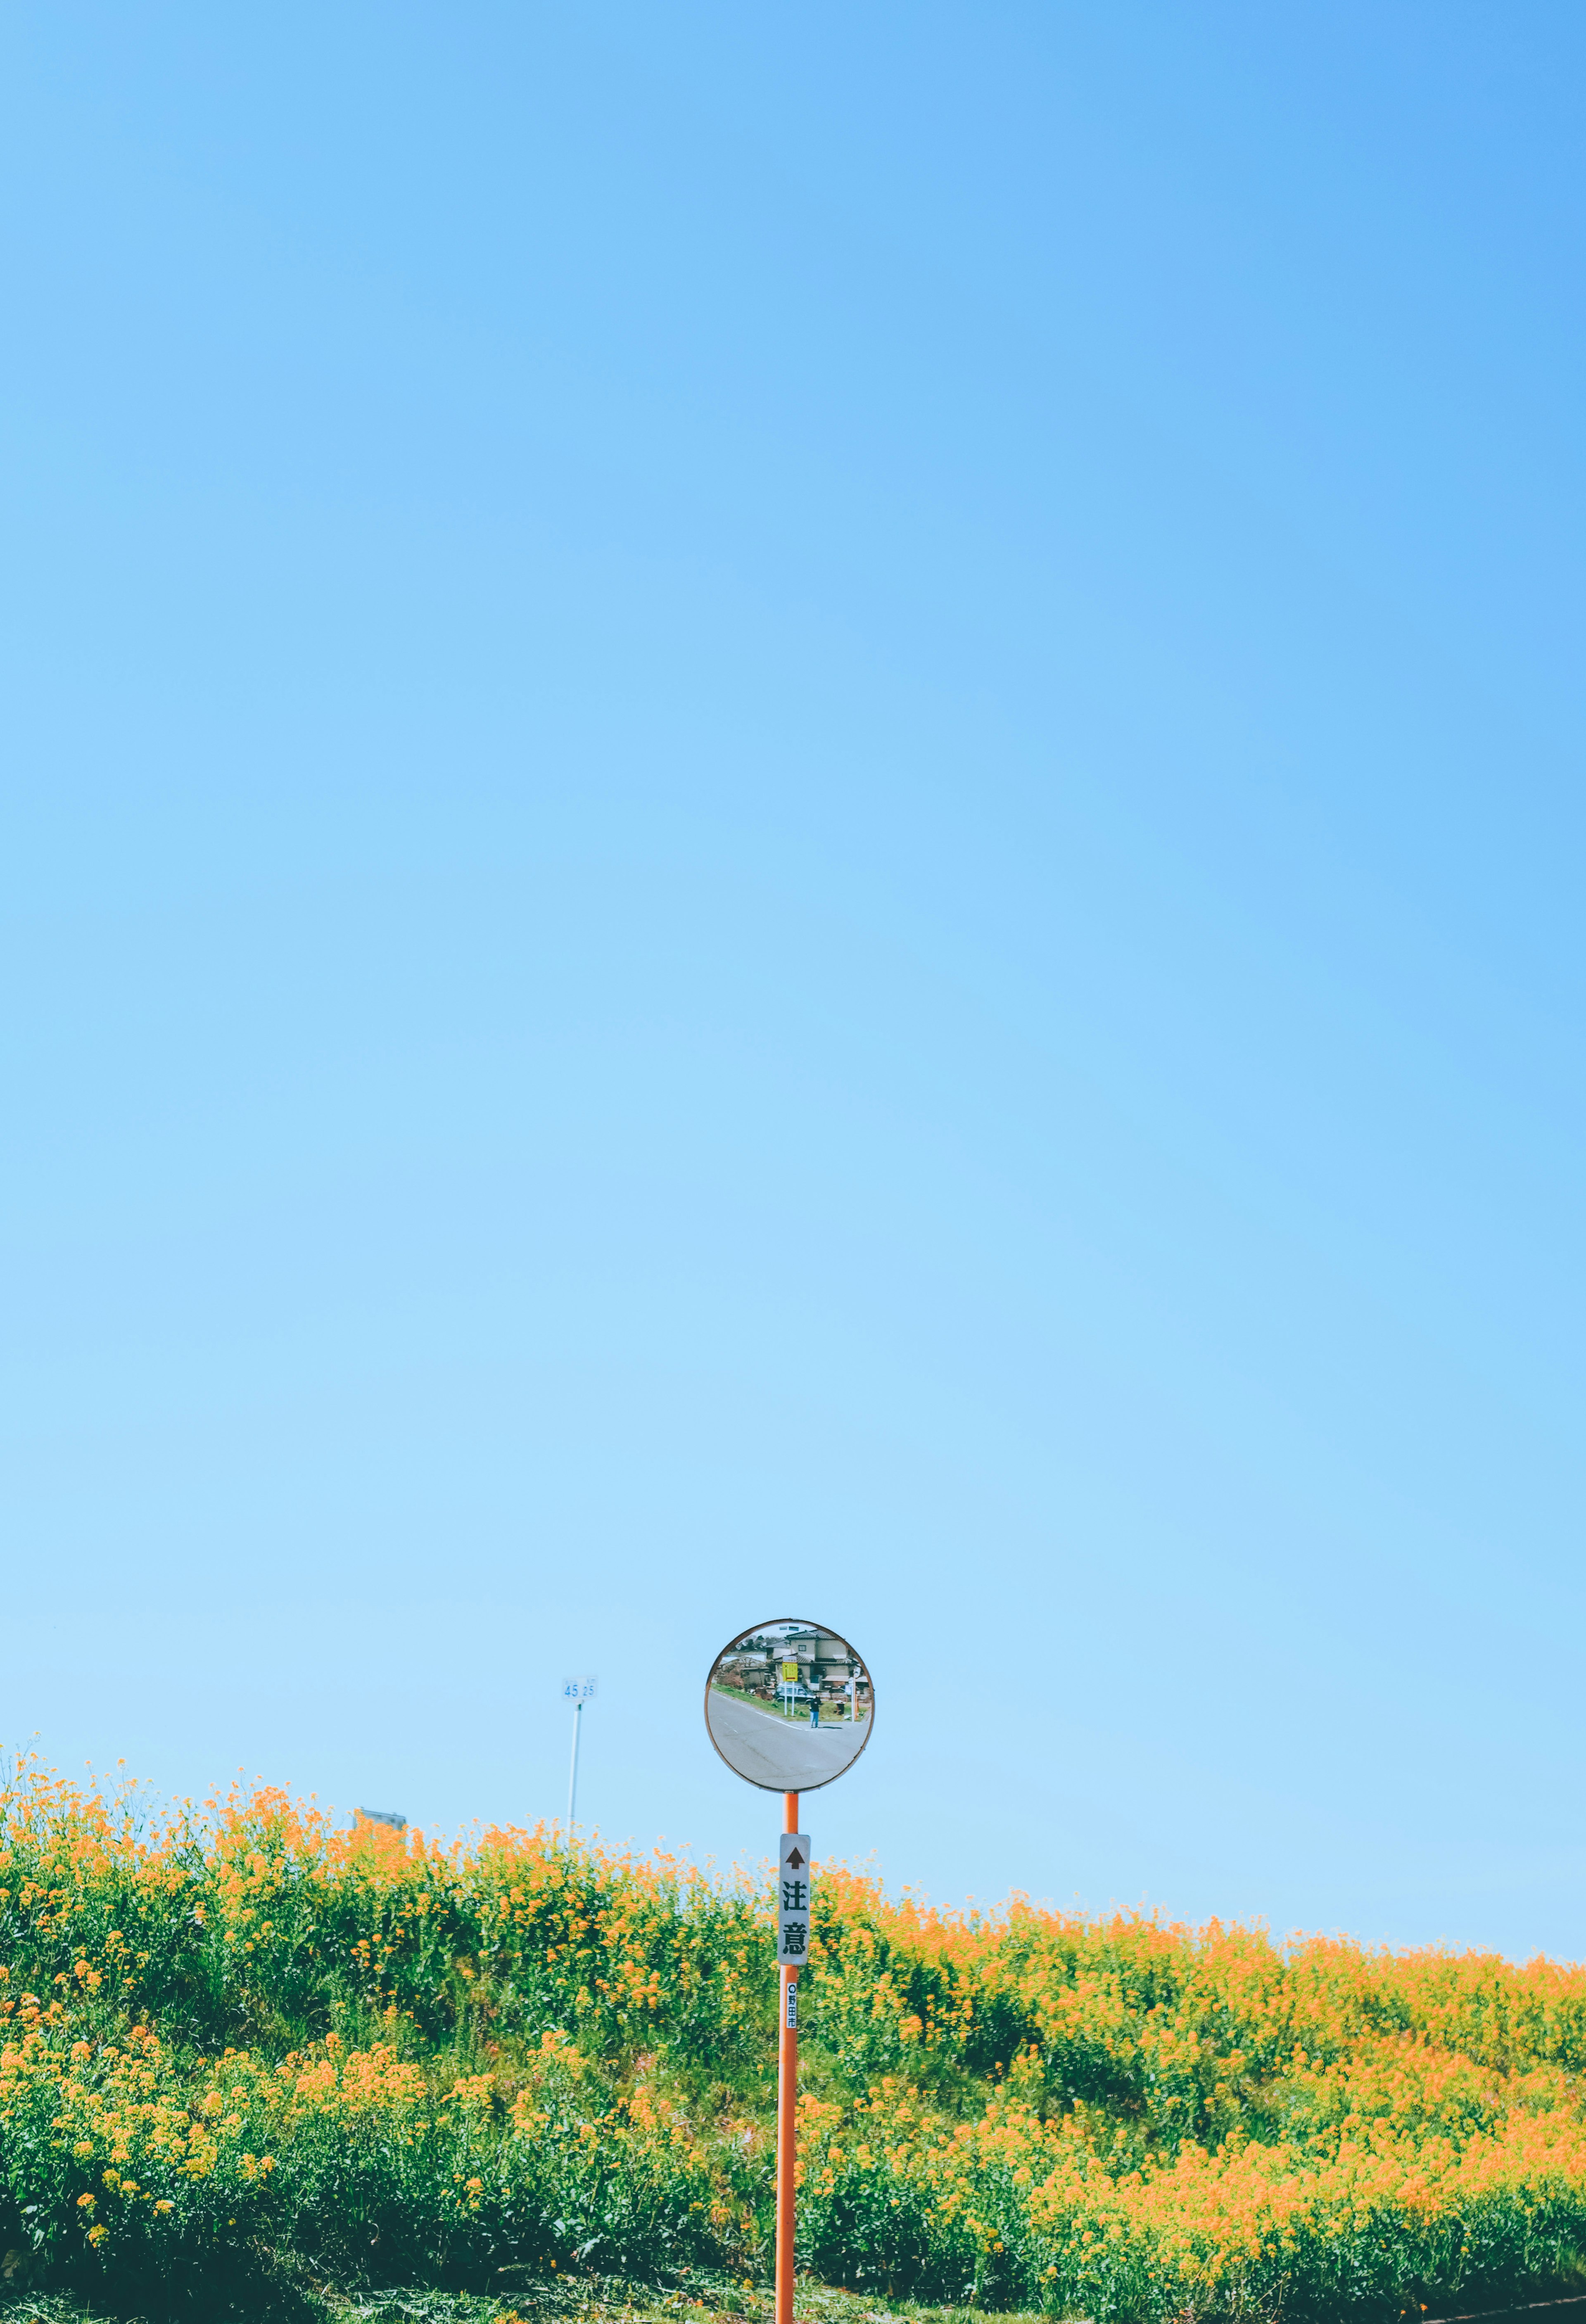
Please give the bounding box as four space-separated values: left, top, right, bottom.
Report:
0 2276 1054 2324
5 2281 1586 2324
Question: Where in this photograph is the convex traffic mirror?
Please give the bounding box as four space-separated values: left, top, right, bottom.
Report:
704 1618 874 1792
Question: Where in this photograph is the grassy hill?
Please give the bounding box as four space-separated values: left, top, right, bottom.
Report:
2 1758 1584 2323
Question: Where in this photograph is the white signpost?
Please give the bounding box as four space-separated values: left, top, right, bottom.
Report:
778 1831 812 1970
562 1675 597 1830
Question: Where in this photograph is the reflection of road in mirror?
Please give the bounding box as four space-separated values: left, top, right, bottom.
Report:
703 1618 874 1791
707 1689 864 1787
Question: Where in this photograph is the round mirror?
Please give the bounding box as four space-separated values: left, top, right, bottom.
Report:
705 1617 874 1791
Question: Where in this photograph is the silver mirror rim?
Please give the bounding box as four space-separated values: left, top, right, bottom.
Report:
703 1614 876 1793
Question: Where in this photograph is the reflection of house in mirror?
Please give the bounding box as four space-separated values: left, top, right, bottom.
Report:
715 1625 871 1721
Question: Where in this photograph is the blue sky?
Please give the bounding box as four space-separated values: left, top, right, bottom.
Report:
4 3 1584 1958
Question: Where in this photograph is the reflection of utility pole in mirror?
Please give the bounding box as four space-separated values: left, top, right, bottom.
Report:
561 1675 597 1830
703 1617 874 2324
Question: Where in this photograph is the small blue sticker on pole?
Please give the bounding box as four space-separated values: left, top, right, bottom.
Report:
785 1978 798 2030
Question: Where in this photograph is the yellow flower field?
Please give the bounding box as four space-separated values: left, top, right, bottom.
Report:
1 1755 1582 2320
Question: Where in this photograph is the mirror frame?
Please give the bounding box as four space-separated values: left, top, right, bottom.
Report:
703 1615 876 1793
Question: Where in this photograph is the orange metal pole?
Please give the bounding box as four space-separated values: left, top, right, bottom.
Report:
776 1788 799 2324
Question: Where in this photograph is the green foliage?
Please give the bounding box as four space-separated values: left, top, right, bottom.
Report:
3 1759 1586 2322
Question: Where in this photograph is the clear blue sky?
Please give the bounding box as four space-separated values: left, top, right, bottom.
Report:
4 3 1584 1959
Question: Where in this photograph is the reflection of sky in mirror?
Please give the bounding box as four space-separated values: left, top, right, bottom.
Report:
707 1617 874 1792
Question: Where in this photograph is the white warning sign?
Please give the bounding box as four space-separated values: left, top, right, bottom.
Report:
777 1831 812 1966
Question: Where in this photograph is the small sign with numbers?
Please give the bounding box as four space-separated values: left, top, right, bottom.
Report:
561 1676 597 1700
778 1831 812 1965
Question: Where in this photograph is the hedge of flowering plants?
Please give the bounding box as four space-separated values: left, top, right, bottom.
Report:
2 1757 1585 2320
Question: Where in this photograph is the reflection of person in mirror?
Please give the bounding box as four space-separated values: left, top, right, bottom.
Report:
808 1698 820 1728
